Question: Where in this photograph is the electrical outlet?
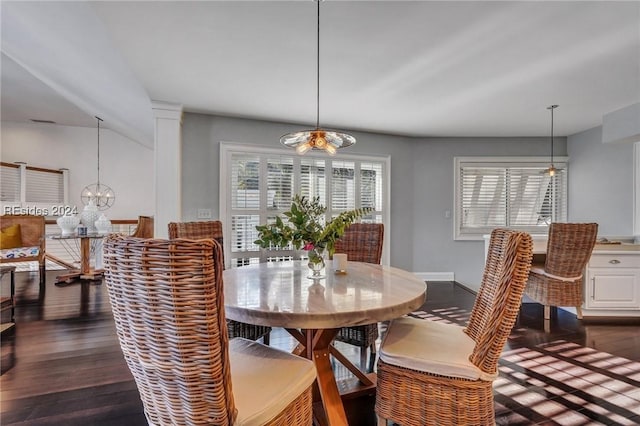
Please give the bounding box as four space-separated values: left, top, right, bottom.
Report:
445 210 451 219
197 208 212 219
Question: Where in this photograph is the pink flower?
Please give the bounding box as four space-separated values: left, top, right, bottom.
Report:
303 242 315 251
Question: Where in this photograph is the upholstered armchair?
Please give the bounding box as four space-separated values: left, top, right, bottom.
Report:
0 215 46 287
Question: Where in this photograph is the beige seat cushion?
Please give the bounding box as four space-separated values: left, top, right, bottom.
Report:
230 338 316 426
379 316 496 381
529 266 581 282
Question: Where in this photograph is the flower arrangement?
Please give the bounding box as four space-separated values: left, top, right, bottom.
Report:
254 194 372 275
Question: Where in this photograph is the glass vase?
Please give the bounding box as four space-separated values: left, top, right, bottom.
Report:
307 247 326 279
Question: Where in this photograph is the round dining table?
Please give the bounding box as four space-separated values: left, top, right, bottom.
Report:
223 260 427 425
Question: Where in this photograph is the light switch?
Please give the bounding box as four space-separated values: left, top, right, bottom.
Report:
197 208 212 219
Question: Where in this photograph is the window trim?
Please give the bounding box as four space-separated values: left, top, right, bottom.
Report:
220 142 391 266
454 156 568 241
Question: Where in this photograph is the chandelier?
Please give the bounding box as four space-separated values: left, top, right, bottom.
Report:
280 0 356 155
80 116 115 210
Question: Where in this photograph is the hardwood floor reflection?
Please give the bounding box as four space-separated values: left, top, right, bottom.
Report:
1 272 638 425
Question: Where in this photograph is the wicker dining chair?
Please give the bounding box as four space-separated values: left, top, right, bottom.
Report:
375 228 533 426
168 220 272 343
130 215 154 238
332 223 384 368
524 222 598 321
103 235 316 426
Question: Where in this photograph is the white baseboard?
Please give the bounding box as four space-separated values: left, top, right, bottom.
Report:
414 272 455 282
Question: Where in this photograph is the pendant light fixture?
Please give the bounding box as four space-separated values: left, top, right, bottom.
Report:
280 0 356 155
80 116 115 210
546 104 559 177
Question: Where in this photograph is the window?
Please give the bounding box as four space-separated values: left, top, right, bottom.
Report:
454 157 568 240
1 162 69 215
221 143 390 267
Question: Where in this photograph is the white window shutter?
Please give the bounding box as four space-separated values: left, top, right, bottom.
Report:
455 158 568 239
1 164 20 202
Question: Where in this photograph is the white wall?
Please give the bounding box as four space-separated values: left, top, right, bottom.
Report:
567 125 633 236
1 121 154 220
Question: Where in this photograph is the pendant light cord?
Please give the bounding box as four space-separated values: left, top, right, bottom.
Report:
547 105 558 166
96 116 103 187
316 0 320 130
550 107 554 165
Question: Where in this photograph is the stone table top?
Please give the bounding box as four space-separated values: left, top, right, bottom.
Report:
223 260 427 329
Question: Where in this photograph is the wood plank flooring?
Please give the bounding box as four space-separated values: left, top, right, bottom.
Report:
1 270 639 425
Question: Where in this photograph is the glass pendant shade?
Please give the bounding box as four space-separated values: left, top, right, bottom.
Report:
547 164 557 177
281 129 355 156
280 0 355 155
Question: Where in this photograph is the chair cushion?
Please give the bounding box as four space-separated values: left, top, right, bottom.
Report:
229 338 316 426
379 316 497 381
0 224 22 249
530 266 581 282
0 246 39 259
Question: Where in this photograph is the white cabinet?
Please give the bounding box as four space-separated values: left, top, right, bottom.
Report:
482 235 640 318
584 251 640 317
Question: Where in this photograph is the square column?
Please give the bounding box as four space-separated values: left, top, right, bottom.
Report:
152 102 183 238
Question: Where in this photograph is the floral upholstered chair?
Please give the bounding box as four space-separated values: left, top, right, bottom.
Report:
0 215 46 287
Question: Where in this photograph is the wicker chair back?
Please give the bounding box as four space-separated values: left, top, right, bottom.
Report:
465 229 533 375
167 220 270 342
103 235 236 425
333 223 383 264
168 220 225 267
544 222 598 278
131 216 154 238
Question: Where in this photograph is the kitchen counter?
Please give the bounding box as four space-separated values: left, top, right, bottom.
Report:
593 243 640 253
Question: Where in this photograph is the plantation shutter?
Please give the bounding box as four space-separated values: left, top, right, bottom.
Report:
1 163 20 202
300 158 326 205
267 156 293 211
456 159 567 239
230 154 261 266
331 161 355 212
360 162 383 223
26 168 64 203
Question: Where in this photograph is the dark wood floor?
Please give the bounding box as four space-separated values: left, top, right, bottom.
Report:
1 269 639 425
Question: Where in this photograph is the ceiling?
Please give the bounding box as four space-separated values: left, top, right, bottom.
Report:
2 1 639 140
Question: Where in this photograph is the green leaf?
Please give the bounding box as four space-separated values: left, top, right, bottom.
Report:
254 194 374 255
